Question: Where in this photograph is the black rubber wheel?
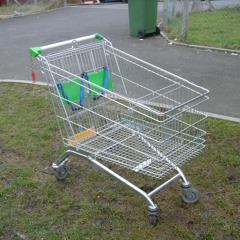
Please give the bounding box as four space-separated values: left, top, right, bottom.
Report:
55 165 68 180
138 30 146 39
181 187 200 204
155 26 160 35
149 215 158 226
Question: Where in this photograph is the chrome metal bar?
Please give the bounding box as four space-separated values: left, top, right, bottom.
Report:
148 173 181 197
54 147 156 208
87 156 157 208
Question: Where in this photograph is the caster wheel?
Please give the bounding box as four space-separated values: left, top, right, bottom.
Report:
149 215 158 225
181 187 199 204
138 30 146 39
55 165 68 180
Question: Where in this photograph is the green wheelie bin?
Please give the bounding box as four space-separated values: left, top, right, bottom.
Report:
128 0 160 38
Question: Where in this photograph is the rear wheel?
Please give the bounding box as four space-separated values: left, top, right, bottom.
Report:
149 215 158 225
181 187 199 204
155 26 160 35
55 165 68 180
138 30 145 39
148 206 159 225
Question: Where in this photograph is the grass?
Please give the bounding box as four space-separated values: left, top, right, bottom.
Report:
0 0 63 17
0 83 240 239
165 6 240 49
0 3 46 16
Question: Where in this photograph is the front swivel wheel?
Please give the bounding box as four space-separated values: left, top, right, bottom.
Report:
54 165 68 180
148 205 159 225
149 215 158 225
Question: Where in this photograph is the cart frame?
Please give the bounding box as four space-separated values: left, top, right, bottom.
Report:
29 33 209 225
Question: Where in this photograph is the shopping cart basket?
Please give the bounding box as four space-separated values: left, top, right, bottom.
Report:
28 33 209 225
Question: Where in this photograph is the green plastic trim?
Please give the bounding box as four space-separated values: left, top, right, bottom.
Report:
95 33 104 41
28 47 42 57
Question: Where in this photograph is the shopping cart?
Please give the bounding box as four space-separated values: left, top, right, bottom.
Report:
28 33 209 225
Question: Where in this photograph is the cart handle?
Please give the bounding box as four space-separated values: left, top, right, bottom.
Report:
28 33 104 57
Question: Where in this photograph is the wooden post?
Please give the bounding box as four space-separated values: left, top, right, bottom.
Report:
191 0 201 12
172 0 177 18
180 0 189 41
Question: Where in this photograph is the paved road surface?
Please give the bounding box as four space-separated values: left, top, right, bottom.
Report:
0 3 239 118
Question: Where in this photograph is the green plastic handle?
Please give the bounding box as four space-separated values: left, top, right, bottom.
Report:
28 33 104 58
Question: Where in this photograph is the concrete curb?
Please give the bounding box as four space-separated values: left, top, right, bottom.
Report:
160 31 240 54
0 79 48 86
1 79 240 123
205 112 240 123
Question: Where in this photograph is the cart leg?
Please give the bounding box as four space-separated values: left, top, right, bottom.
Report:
52 147 91 180
51 148 159 224
87 156 159 225
87 156 157 207
52 152 70 169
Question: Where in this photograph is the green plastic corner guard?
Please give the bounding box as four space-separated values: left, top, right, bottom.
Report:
28 47 42 58
95 33 104 41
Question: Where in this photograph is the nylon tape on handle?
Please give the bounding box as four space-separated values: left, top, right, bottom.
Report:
57 82 76 111
102 66 109 95
81 73 89 107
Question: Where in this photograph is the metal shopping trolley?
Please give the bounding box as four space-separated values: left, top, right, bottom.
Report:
28 33 209 225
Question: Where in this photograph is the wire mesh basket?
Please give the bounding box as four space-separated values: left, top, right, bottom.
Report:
29 33 209 225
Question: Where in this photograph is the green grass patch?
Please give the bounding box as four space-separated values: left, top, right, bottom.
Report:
166 6 240 49
0 83 240 239
188 7 240 49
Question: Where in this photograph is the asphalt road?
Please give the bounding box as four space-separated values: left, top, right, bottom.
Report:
0 3 239 118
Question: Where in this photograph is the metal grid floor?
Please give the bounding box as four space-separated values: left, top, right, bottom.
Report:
77 121 203 179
